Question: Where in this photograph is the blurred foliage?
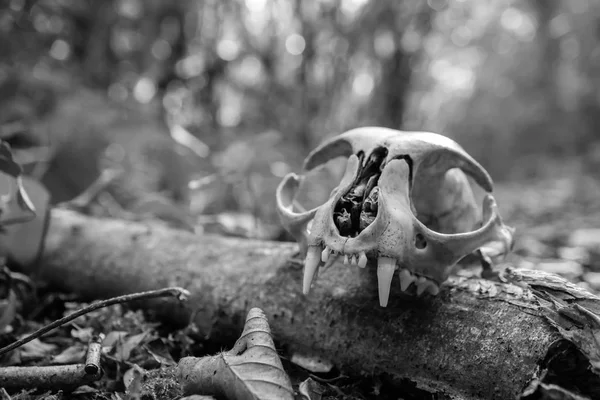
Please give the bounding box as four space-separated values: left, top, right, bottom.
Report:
2 0 600 235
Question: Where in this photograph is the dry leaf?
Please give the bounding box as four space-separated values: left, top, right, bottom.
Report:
178 307 294 400
102 331 129 348
116 331 148 362
0 142 35 227
71 326 94 342
0 176 50 266
51 343 86 364
18 337 57 360
124 364 146 393
290 353 333 374
144 338 176 366
298 377 325 400
72 385 99 394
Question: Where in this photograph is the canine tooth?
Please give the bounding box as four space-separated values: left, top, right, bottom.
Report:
321 246 330 263
343 254 349 264
303 246 321 295
428 283 440 296
350 255 357 265
398 269 416 292
377 257 396 307
415 277 429 296
358 252 368 268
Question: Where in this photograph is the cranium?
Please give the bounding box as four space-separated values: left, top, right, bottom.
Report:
276 127 515 307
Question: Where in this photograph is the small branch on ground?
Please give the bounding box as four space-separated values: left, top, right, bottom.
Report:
0 335 105 391
0 287 189 357
0 364 102 391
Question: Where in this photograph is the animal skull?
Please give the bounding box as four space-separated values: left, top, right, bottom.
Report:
276 127 515 307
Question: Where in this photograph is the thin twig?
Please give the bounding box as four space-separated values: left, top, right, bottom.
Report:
0 287 190 357
84 334 105 375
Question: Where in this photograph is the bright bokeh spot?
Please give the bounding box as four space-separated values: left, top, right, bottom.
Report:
245 0 267 13
217 39 240 61
49 39 70 60
270 161 290 178
285 34 306 55
133 77 156 103
374 31 395 58
501 7 536 41
117 0 142 19
500 8 523 32
218 104 242 127
218 86 243 128
237 55 264 84
430 59 474 93
176 54 205 78
352 71 374 97
341 0 369 17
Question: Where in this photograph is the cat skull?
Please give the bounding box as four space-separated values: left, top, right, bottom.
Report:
276 127 514 307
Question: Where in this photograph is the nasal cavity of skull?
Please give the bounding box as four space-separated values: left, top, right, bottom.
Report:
333 147 388 237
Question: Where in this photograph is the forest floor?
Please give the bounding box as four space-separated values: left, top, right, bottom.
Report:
2 170 599 400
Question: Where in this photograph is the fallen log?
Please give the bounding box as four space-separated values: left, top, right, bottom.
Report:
21 209 600 400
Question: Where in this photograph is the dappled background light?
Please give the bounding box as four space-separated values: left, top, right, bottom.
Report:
2 0 600 237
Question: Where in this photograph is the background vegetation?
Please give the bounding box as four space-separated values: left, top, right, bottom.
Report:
2 0 600 234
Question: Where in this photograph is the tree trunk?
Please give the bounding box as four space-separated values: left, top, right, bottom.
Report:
26 209 600 400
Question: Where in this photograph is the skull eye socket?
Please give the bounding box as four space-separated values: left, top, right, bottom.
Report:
415 233 427 249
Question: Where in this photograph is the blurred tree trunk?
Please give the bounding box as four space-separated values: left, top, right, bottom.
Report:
532 0 560 96
78 1 118 89
574 2 600 160
295 0 317 152
380 49 411 129
192 1 226 133
376 3 433 129
531 0 572 155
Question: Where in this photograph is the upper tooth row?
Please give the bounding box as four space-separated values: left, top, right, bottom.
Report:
304 245 440 307
321 246 367 268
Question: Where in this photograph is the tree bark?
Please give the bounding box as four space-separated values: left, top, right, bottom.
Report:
25 209 600 400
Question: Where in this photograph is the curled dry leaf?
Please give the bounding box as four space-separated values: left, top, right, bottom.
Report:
0 142 34 226
178 307 294 400
0 175 50 267
298 377 325 400
290 352 333 374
